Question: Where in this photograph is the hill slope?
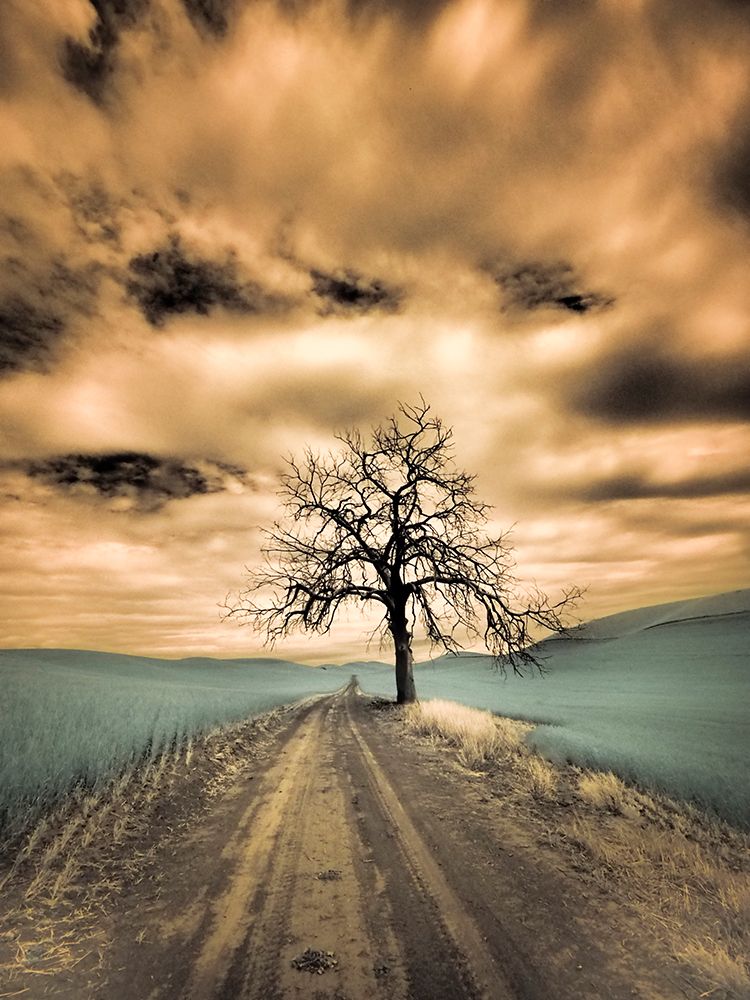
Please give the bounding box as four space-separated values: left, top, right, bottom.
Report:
566 588 750 639
356 590 750 826
0 648 343 836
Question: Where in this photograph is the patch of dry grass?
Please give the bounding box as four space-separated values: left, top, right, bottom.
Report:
405 699 560 799
681 940 750 998
404 699 527 768
564 802 750 995
577 771 629 814
520 756 557 800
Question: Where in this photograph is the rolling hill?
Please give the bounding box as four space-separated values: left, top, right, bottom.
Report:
356 589 750 825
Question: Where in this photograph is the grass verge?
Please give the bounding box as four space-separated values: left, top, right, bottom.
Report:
0 700 302 992
402 697 750 1000
403 697 527 767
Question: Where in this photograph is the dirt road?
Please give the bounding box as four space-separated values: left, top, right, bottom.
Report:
174 683 506 1000
65 681 682 1000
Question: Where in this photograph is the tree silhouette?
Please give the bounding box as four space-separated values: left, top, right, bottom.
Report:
225 400 581 703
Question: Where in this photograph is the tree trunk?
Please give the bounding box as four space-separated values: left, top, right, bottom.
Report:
393 625 417 704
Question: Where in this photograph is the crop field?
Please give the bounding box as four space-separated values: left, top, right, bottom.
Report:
0 649 343 837
357 597 750 827
2 591 748 838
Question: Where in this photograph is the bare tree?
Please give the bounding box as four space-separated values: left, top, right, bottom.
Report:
224 400 581 703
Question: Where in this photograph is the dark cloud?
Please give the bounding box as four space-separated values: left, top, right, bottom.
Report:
566 343 750 425
713 117 750 220
181 0 234 36
580 469 750 503
0 298 64 376
60 0 150 104
310 268 402 316
0 254 102 376
612 502 750 547
126 234 284 326
648 0 750 34
24 452 247 509
0 215 32 246
490 262 614 315
60 0 243 100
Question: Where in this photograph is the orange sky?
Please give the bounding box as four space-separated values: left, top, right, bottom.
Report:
1 0 749 661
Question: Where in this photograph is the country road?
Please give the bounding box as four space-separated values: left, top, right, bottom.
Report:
7 683 702 1000
79 682 683 1000
179 682 508 1000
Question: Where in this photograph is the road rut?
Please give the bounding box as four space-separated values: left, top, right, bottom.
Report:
180 685 509 999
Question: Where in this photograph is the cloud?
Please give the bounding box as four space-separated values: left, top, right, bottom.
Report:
181 0 234 37
0 0 749 657
0 224 104 377
712 113 750 220
310 267 402 316
21 451 248 510
345 0 452 26
488 260 614 315
563 341 750 425
126 233 287 326
58 172 122 245
579 468 750 503
60 0 151 104
0 298 64 375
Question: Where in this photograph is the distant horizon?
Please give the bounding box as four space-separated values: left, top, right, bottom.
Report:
3 585 746 664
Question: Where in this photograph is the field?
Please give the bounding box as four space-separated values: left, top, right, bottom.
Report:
0 649 342 838
2 589 748 838
356 590 750 827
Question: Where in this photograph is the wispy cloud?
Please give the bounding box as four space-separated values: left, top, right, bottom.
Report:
60 0 151 104
310 267 402 316
563 340 750 425
0 298 64 375
488 260 614 316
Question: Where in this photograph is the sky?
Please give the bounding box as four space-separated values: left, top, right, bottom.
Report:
1 0 749 662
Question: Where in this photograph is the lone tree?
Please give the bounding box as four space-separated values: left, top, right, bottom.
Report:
225 400 581 703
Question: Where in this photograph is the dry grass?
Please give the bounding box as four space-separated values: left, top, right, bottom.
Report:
404 699 527 768
577 771 629 814
405 699 558 798
563 767 750 998
520 756 557 800
681 940 750 998
564 802 750 995
398 696 750 999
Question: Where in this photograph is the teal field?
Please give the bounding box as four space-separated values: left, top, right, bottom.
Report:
2 590 748 836
0 650 343 837
357 591 750 827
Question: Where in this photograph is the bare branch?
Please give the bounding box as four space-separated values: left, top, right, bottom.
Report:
224 400 581 696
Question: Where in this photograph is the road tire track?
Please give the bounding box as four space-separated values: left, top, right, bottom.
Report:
180 685 519 1000
341 694 516 1000
182 702 327 1000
